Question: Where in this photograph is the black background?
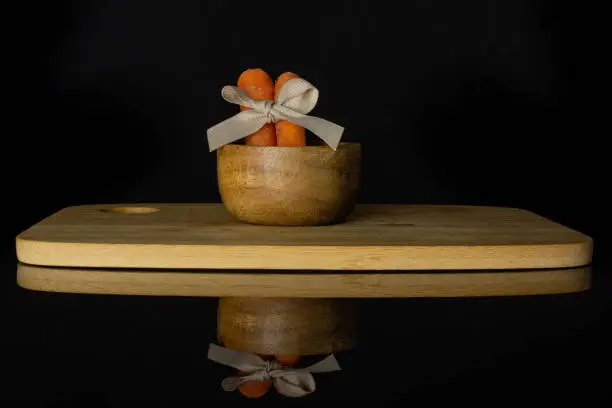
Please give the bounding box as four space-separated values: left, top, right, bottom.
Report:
3 0 609 407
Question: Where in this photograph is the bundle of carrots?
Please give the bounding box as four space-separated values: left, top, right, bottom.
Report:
230 70 307 397
237 354 300 398
237 68 306 147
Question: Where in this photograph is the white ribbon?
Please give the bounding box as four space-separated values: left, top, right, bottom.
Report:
206 77 345 152
207 343 342 398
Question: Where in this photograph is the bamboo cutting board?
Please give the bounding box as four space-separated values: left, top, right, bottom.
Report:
16 204 592 270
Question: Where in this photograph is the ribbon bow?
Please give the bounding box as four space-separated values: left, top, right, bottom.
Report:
207 343 341 398
206 78 345 152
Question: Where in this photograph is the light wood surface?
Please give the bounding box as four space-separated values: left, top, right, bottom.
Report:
17 263 591 298
218 298 356 355
16 204 592 270
217 143 361 226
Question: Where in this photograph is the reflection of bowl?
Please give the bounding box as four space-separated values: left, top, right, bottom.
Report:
218 298 357 355
217 143 361 226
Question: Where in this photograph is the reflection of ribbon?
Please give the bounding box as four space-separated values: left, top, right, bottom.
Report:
207 343 342 398
206 77 345 152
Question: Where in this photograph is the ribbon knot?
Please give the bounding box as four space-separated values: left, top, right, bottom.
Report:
250 99 275 123
261 360 282 380
208 343 341 398
207 77 345 152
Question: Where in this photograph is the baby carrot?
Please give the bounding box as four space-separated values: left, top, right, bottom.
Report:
274 71 300 97
237 68 276 146
275 355 300 366
239 380 272 398
237 371 272 398
275 72 306 146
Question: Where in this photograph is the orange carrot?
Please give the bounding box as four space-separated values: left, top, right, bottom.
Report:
275 72 306 146
274 71 299 96
237 68 276 146
238 380 272 398
275 355 300 366
237 371 272 398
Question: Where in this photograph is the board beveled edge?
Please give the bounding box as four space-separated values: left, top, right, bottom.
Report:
15 236 593 271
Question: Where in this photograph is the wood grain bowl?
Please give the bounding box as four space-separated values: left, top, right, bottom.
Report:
217 143 361 226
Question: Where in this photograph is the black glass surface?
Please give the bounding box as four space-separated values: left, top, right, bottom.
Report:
5 0 604 405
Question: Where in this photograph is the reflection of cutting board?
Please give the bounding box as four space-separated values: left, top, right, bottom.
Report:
16 204 592 270
17 263 591 298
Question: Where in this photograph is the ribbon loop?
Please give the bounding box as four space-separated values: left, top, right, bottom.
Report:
274 372 316 398
206 77 344 152
221 376 246 392
275 78 319 114
220 86 256 109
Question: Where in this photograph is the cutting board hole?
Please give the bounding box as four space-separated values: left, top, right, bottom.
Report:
100 206 160 214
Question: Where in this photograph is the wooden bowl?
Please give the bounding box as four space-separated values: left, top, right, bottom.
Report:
217 143 361 226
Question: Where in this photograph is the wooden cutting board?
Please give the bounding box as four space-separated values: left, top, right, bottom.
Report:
16 204 592 270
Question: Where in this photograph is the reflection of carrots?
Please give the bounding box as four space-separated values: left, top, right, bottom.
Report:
236 354 271 398
275 355 300 366
275 72 306 146
238 68 276 146
237 371 272 398
234 353 300 397
239 381 271 398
